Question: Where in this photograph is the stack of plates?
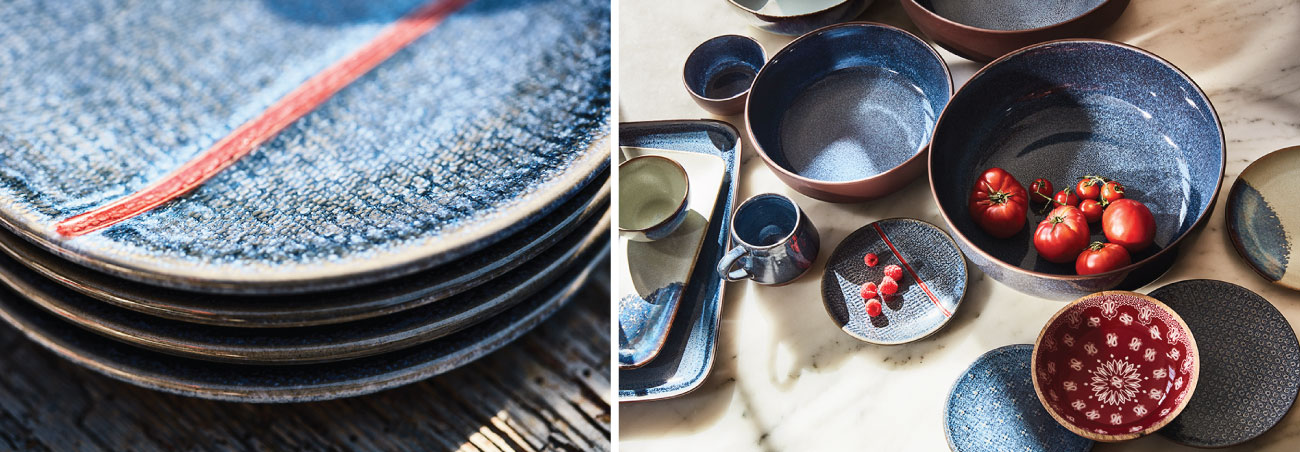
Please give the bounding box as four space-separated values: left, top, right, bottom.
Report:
0 0 610 402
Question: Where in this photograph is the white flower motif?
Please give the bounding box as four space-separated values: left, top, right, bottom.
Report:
1067 312 1082 328
1086 409 1101 420
1063 381 1078 392
1110 413 1123 425
1182 356 1194 373
1149 325 1162 340
1148 388 1163 400
1133 404 1148 416
1101 300 1118 319
1084 343 1098 356
1168 328 1181 344
1119 313 1133 325
1089 358 1143 406
1106 333 1119 348
1048 362 1057 374
1167 348 1180 361
1066 415 1076 422
1045 336 1057 351
1144 348 1157 362
1160 408 1171 416
1153 368 1167 379
1071 400 1086 411
1138 307 1153 324
1088 316 1101 328
1175 377 1184 390
1129 337 1142 351
1130 426 1143 433
1063 333 1075 347
1039 370 1052 385
1069 358 1083 371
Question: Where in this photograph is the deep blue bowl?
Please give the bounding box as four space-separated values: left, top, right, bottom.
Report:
727 0 874 36
929 40 1224 300
683 35 765 116
746 22 951 202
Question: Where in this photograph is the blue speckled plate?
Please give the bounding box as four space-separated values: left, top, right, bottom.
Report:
618 120 740 402
0 245 607 402
0 211 607 364
1227 146 1300 291
946 344 1094 452
1149 279 1300 448
821 218 966 345
0 0 610 294
0 174 607 327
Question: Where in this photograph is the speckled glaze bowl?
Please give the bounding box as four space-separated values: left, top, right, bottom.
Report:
746 22 951 203
1032 291 1198 442
900 0 1130 62
929 40 1224 300
683 35 766 116
618 156 690 242
727 0 874 36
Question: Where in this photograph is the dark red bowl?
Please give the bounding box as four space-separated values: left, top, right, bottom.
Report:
900 0 1130 62
1032 291 1199 442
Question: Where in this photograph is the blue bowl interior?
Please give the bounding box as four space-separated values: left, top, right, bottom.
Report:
684 35 765 100
734 194 797 246
932 41 1222 275
748 24 950 182
917 0 1105 31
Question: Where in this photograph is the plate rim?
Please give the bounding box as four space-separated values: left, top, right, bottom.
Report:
1226 145 1300 291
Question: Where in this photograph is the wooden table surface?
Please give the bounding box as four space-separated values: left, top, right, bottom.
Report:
0 277 611 451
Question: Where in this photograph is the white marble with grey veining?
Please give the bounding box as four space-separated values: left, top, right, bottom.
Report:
618 0 1300 450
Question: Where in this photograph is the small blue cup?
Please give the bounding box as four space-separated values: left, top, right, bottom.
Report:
717 193 819 285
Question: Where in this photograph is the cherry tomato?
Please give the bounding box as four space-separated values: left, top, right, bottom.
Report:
1076 176 1106 200
1101 181 1125 203
1102 199 1156 252
1079 199 1103 223
1029 178 1054 207
1053 188 1079 208
968 168 1028 238
1034 205 1090 264
1076 241 1132 275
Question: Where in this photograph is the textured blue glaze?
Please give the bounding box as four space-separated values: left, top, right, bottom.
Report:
921 0 1105 31
618 120 740 402
1150 280 1300 447
728 0 874 36
945 344 1093 452
683 35 764 101
0 0 611 292
617 282 683 366
930 40 1223 299
748 23 950 182
1229 182 1289 281
722 193 819 285
821 218 965 344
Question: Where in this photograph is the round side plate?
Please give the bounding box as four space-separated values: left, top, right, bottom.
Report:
1226 145 1300 291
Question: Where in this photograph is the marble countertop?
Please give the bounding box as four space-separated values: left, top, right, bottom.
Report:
617 0 1300 450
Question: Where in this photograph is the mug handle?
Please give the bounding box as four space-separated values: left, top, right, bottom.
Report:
716 247 751 282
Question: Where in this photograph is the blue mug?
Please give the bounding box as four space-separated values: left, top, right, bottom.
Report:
717 193 820 285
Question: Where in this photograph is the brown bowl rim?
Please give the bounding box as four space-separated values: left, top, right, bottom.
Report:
901 0 1123 36
681 34 767 103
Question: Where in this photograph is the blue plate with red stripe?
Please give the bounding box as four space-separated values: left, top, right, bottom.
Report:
820 218 967 344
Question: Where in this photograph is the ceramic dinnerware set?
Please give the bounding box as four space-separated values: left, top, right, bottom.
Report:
0 0 612 403
618 0 1300 449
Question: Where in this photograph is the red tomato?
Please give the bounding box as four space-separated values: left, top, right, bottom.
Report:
1101 181 1125 203
1076 241 1132 275
1029 178 1054 207
968 168 1028 238
1053 188 1079 208
1076 176 1106 200
1102 199 1156 252
1079 199 1103 223
1034 206 1090 264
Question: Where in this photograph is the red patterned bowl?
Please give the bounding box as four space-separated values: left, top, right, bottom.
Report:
1032 291 1199 441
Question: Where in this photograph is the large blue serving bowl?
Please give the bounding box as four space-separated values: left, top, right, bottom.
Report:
929 40 1224 300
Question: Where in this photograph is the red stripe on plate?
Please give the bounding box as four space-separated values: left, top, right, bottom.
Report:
874 222 950 318
55 0 474 237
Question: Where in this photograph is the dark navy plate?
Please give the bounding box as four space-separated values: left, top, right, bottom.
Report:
821 218 966 344
1149 279 1300 447
0 0 610 294
0 174 607 328
1227 146 1300 291
0 212 606 364
618 120 739 402
0 246 607 402
945 344 1093 452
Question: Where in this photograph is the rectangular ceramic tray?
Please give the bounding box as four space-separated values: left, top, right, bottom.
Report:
617 146 726 369
618 120 740 402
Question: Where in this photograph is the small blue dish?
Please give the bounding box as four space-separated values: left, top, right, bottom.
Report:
945 344 1093 452
726 0 873 36
1149 279 1300 448
683 35 765 116
618 120 740 402
821 218 965 344
746 22 952 202
929 40 1224 300
1226 146 1300 291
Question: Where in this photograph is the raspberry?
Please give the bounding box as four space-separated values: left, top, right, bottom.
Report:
879 276 898 296
863 252 878 267
859 282 878 300
884 264 904 281
865 299 883 317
